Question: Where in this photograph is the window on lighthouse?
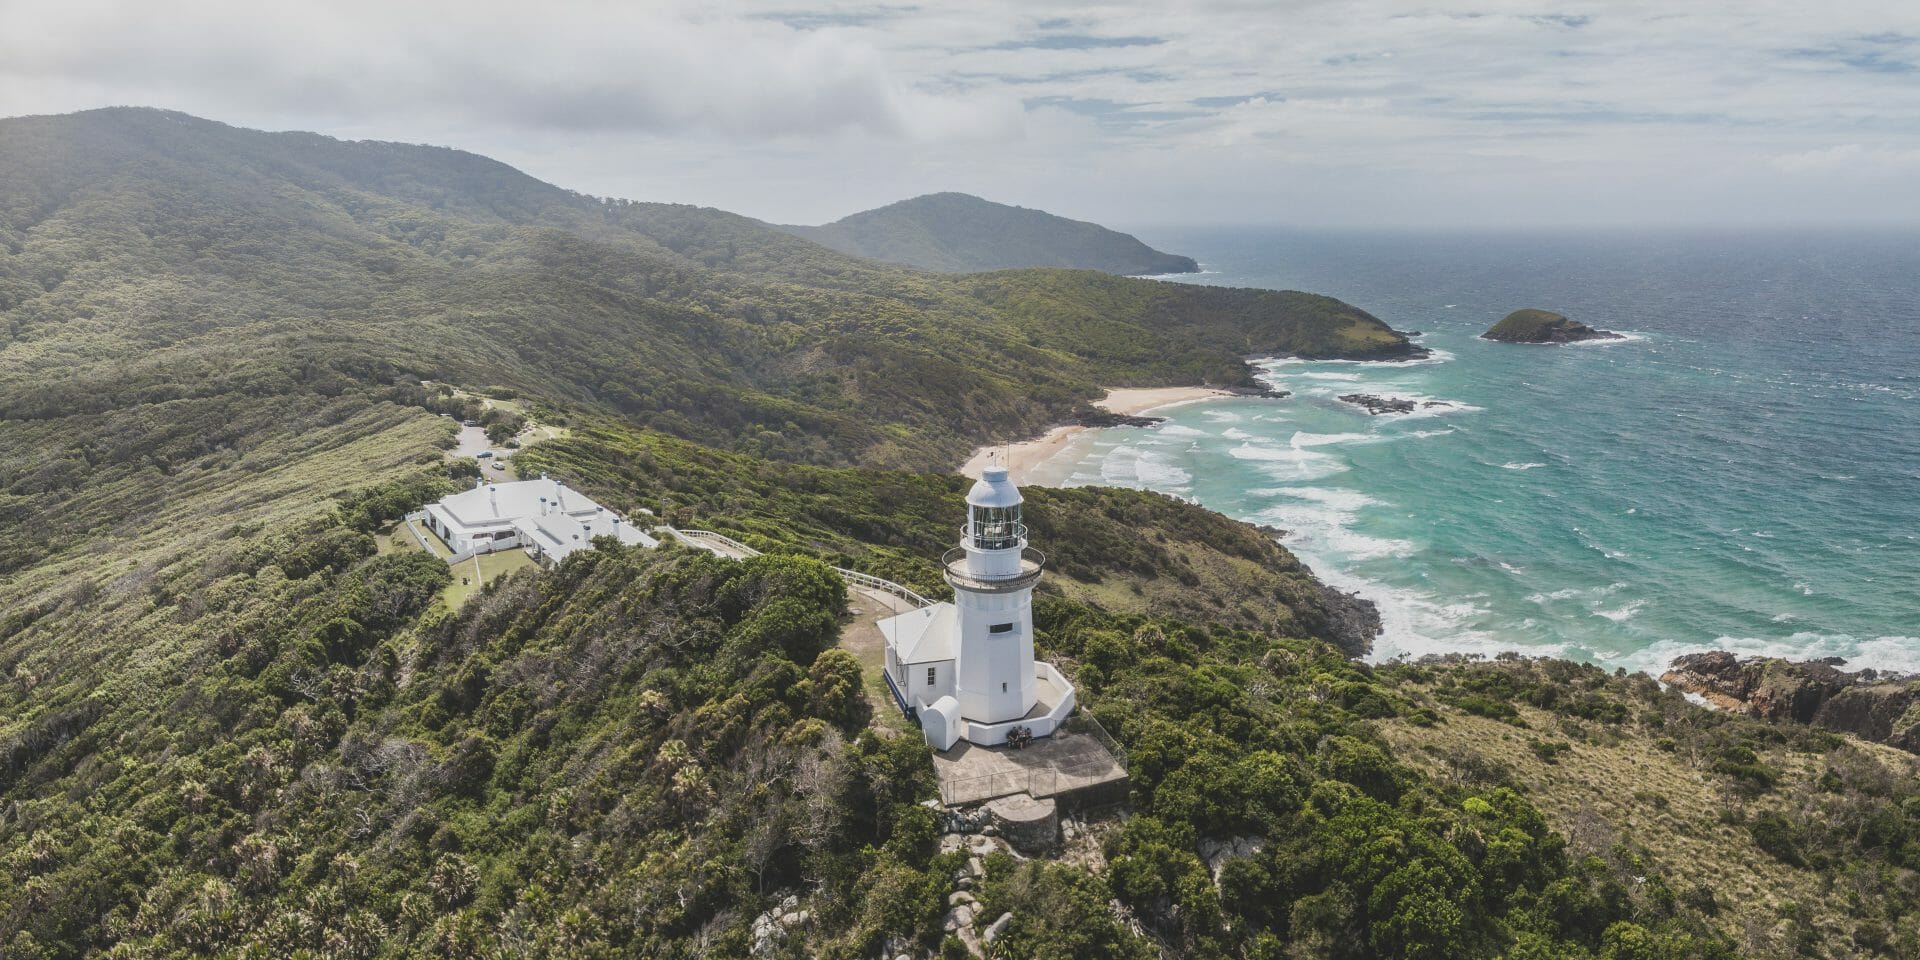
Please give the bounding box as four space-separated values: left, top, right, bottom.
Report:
970 503 1023 550
989 622 1015 635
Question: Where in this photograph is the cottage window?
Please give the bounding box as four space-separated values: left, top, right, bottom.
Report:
926 667 936 687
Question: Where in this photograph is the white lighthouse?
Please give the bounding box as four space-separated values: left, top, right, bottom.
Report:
950 467 1041 722
878 466 1077 751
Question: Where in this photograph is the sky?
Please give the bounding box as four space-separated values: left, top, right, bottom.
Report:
4 0 1919 229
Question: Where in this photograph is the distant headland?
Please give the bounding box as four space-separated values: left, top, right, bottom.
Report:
776 191 1200 276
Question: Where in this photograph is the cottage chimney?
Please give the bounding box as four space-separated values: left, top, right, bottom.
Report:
539 496 548 517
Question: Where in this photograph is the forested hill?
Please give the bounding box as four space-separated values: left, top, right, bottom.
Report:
0 109 1413 473
778 191 1200 275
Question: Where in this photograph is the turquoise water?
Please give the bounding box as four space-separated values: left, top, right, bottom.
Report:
1032 228 1920 673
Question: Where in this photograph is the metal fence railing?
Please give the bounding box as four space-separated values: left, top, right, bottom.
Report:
1059 705 1128 771
836 568 934 609
667 528 761 557
664 528 936 610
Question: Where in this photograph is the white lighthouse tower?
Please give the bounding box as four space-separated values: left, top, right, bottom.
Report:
948 466 1042 723
877 466 1077 751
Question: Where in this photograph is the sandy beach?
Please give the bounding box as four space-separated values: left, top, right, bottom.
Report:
959 386 1232 481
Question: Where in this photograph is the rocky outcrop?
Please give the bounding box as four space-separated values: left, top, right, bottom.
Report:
1333 340 1433 363
1224 384 1292 400
1312 584 1382 658
1662 651 1920 753
1066 411 1166 429
1482 308 1623 344
1338 394 1455 416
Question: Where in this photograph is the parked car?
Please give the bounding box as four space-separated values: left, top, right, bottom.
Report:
476 451 493 459
492 462 506 471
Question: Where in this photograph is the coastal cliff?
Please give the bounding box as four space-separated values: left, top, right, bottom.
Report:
1663 651 1920 753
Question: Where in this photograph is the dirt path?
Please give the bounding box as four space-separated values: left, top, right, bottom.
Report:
840 587 920 735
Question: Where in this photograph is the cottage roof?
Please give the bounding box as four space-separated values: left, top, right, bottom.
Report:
438 477 593 528
879 602 958 664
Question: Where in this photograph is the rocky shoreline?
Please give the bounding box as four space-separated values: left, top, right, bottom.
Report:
1662 651 1920 754
1338 393 1456 416
1313 584 1384 658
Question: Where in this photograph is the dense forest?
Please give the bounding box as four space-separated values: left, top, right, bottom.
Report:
777 192 1201 275
2 108 1917 959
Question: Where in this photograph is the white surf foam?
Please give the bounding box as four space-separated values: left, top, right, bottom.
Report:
1567 331 1650 346
1249 493 1410 561
1134 453 1193 489
1503 462 1547 471
1594 599 1648 623
1099 447 1191 491
1289 431 1378 448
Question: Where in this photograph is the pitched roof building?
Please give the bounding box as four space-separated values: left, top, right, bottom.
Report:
419 475 656 565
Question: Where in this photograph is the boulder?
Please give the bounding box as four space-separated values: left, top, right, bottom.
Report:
943 903 976 932
984 912 1014 943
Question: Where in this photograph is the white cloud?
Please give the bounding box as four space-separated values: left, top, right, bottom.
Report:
1771 143 1920 174
3 0 1920 225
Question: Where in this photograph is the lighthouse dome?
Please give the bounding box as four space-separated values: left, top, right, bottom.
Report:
966 467 1023 509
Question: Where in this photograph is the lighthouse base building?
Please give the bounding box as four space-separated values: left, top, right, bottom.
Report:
878 467 1077 751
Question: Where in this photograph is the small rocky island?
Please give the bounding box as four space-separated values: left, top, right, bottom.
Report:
1339 394 1455 416
1481 308 1622 344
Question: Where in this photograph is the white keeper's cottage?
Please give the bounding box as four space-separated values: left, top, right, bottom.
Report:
417 475 656 565
879 467 1077 750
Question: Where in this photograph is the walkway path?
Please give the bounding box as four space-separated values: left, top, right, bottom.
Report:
839 586 920 735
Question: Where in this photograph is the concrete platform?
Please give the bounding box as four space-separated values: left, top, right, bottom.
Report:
986 793 1059 853
932 728 1129 807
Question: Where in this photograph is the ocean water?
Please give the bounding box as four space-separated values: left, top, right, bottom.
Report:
1031 228 1920 675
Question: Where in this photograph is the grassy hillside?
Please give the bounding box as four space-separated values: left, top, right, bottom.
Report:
1379 657 1920 958
778 191 1199 275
